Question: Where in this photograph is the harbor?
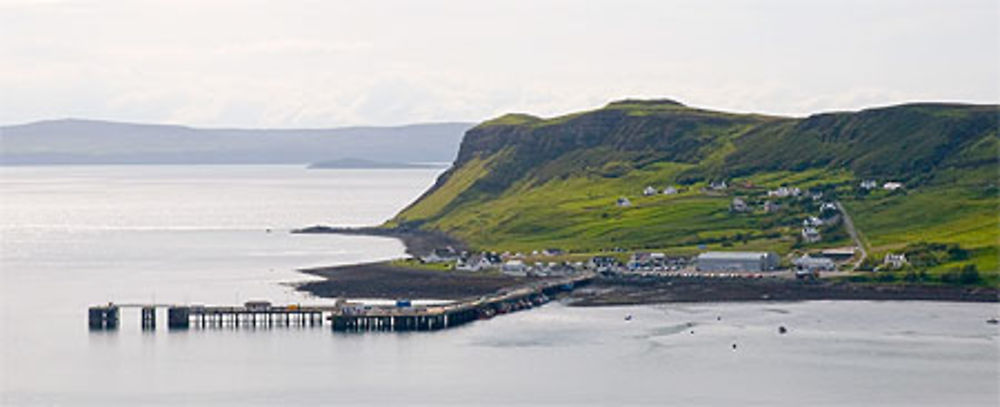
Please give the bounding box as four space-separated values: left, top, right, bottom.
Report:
88 273 594 332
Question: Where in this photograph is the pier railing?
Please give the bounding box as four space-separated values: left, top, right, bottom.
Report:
88 273 594 333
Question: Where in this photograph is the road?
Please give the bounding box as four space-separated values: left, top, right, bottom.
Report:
835 200 867 269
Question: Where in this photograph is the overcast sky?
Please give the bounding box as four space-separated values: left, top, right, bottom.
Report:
1 0 997 128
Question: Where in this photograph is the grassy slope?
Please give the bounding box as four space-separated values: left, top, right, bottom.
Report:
842 184 998 284
391 100 999 283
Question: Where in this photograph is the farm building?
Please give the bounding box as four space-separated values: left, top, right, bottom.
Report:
695 251 779 272
794 254 836 271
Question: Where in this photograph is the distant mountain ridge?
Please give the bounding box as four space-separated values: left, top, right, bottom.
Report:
307 158 448 169
0 118 473 165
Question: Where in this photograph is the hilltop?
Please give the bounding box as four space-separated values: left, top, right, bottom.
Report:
390 99 999 284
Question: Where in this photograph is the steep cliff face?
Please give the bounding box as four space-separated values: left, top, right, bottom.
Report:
396 100 996 229
397 100 775 225
390 99 997 277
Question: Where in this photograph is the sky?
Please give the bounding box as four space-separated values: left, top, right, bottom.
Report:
1 0 997 128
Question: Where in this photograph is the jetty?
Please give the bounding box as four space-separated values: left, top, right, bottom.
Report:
88 273 594 332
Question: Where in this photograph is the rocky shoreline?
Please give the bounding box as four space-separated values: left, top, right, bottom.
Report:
292 226 998 304
297 261 526 301
568 276 999 306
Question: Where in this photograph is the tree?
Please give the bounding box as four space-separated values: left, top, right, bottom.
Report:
959 264 981 284
941 265 981 285
875 272 897 282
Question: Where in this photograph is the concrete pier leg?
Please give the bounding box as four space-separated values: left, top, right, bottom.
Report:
141 307 156 330
88 306 118 330
88 307 105 330
167 307 190 330
104 306 119 329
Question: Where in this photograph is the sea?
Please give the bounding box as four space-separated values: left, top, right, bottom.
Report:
0 165 997 406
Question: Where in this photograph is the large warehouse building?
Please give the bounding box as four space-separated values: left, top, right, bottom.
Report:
695 251 780 272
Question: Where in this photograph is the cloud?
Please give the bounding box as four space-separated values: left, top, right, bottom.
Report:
0 0 996 127
215 39 372 56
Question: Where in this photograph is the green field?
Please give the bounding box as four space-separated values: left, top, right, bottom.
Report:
390 99 999 286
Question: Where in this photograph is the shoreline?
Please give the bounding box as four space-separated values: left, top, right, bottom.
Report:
291 226 998 304
568 276 998 306
292 225 465 257
297 261 528 301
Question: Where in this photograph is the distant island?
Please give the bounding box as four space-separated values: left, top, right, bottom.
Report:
0 119 472 165
307 158 448 170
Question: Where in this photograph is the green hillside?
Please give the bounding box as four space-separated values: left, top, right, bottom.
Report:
390 99 999 284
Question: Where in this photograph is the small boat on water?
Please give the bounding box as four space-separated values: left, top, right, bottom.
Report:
987 318 999 324
624 314 633 321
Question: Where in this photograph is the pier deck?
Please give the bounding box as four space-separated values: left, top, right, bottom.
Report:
88 273 594 332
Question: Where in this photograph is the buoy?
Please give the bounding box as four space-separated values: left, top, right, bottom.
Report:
717 316 722 321
625 314 632 321
732 343 737 350
778 326 788 334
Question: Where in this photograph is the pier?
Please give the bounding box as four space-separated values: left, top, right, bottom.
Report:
88 273 594 333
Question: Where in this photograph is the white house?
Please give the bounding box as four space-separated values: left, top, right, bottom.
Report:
616 197 632 207
663 186 678 195
421 247 459 263
801 227 821 243
709 180 728 191
803 216 824 227
860 180 878 190
883 253 908 269
643 186 658 196
820 202 838 213
768 186 802 198
628 252 666 270
883 182 904 191
457 253 502 272
588 256 619 272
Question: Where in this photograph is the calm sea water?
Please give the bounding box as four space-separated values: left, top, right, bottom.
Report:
1 165 997 406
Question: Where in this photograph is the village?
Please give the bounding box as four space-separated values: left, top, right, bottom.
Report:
415 178 916 281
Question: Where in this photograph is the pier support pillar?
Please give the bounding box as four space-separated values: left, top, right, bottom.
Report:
88 305 119 330
167 307 190 330
141 307 156 330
